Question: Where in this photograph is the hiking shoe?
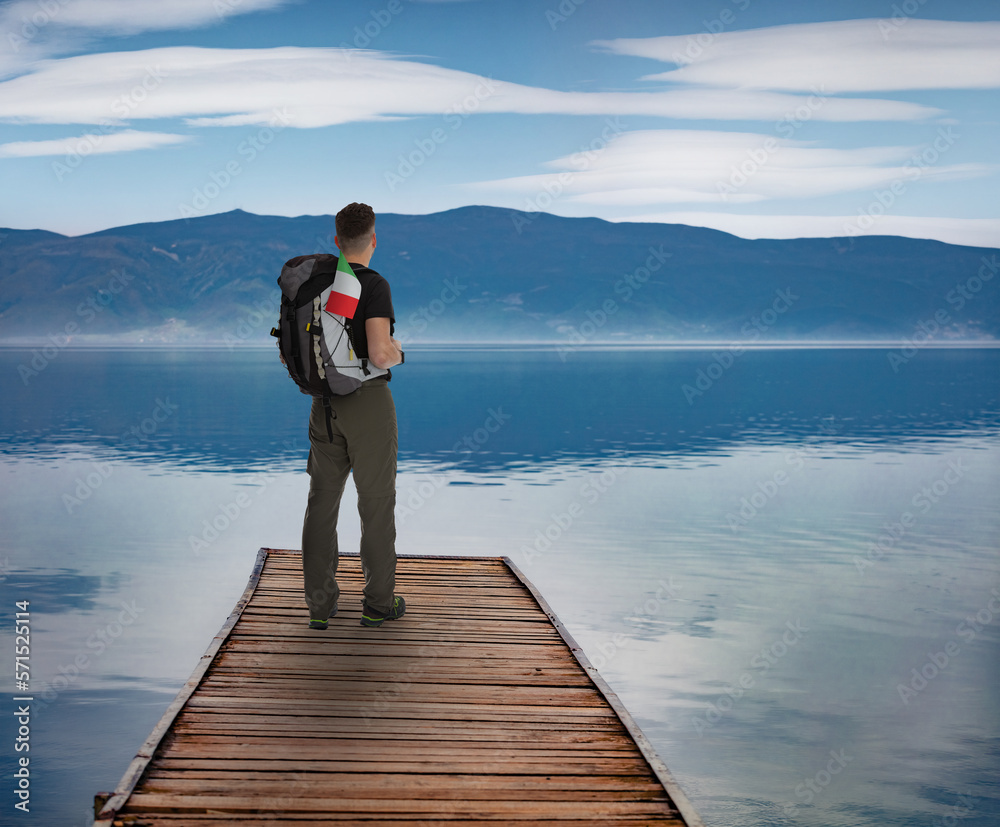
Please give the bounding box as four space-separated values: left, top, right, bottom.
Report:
360 596 406 628
308 608 337 630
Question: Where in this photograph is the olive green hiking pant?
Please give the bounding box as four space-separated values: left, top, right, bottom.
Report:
301 379 397 620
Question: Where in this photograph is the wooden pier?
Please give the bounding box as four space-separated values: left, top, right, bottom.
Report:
95 549 702 825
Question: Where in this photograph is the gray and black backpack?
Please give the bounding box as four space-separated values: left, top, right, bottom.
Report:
271 253 388 399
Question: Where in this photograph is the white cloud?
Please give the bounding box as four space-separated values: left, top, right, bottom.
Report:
0 129 190 157
0 0 292 78
2 0 292 34
469 129 995 207
0 45 942 128
613 212 1000 249
593 19 1000 92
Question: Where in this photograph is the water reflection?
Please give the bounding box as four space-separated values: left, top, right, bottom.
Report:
2 347 998 473
1 570 116 613
1 346 998 827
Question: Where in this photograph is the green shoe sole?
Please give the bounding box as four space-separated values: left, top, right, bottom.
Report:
360 596 406 627
308 608 337 630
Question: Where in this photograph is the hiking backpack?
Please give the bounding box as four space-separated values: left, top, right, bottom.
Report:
271 253 388 398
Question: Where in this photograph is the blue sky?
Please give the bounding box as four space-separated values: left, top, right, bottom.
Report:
0 0 998 246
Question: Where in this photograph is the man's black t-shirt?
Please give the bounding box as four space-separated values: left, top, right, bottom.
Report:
349 262 395 378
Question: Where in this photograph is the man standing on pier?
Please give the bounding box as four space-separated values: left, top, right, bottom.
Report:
300 202 406 630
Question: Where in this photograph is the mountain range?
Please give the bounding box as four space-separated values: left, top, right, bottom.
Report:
1 206 997 346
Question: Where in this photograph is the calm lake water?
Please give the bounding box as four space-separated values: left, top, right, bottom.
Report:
1 346 998 826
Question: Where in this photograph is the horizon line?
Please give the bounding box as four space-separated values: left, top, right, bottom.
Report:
2 339 998 352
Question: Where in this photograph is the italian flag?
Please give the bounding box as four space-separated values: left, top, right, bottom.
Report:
324 255 361 318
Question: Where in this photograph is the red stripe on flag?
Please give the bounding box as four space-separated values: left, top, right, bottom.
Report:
325 291 359 318
324 264 362 318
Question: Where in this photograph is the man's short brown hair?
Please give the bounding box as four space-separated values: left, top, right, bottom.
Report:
336 202 376 253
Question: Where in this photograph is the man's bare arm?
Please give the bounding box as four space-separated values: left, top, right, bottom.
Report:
365 316 403 369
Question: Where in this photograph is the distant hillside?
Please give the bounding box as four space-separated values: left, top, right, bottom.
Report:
0 206 997 346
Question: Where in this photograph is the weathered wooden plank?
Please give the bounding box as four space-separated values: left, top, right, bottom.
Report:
170 714 625 735
192 681 608 707
140 779 670 801
118 793 678 817
111 821 675 826
171 723 636 746
219 639 571 660
180 697 620 722
203 670 594 687
94 549 699 826
148 756 659 775
142 771 667 791
160 736 638 759
235 614 559 629
209 651 587 672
